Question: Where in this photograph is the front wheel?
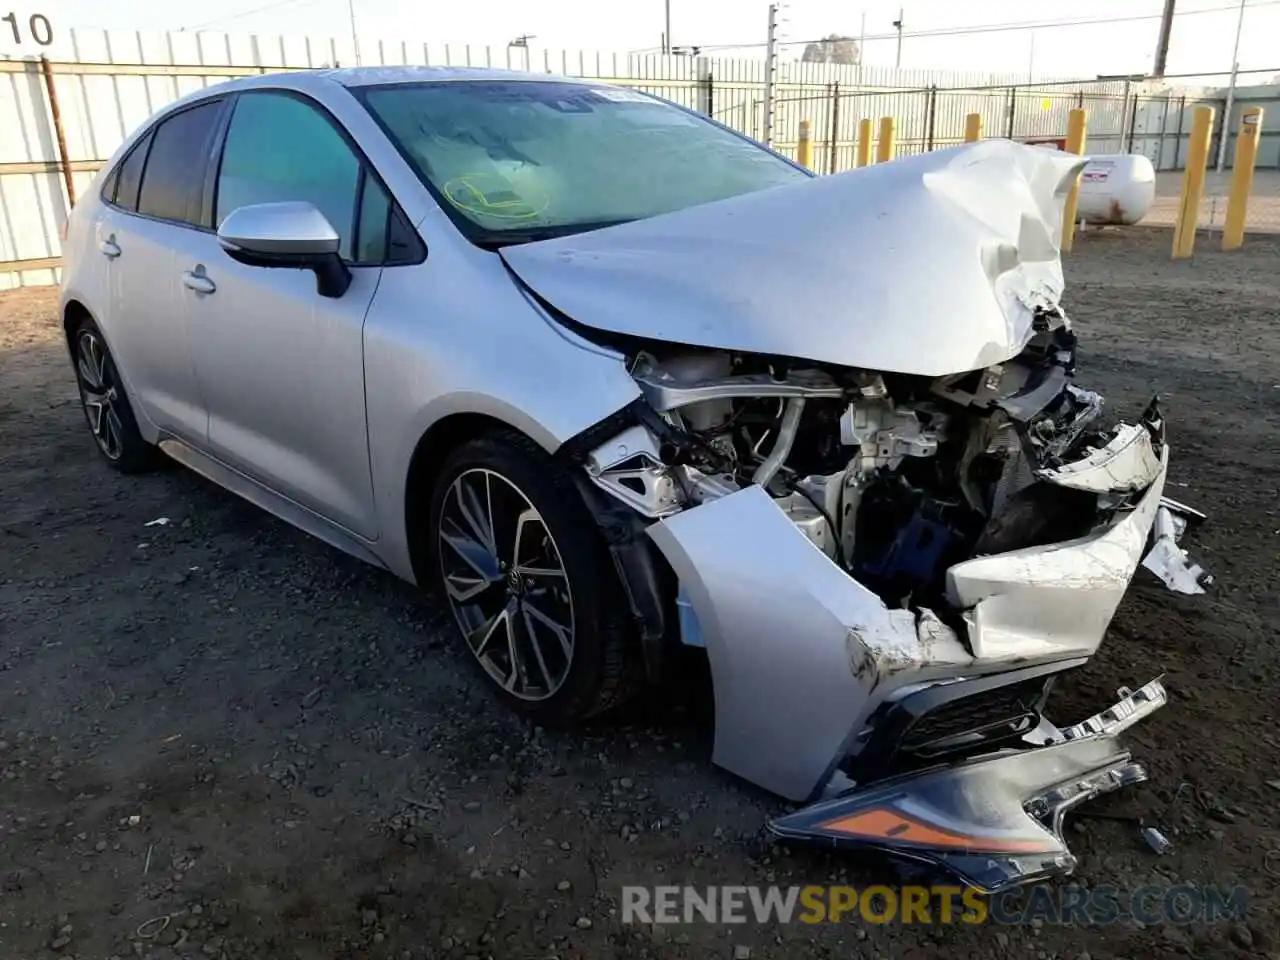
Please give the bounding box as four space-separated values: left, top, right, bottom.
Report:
429 429 639 724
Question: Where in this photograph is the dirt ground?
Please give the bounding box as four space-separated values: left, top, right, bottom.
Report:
1 227 1277 960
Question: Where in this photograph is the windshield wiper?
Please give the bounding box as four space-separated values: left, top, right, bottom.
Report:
474 219 635 250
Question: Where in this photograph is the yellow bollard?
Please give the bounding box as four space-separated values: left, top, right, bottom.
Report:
876 116 896 163
856 118 873 168
796 119 814 171
1223 107 1264 250
1173 105 1214 259
1060 109 1088 253
964 113 982 142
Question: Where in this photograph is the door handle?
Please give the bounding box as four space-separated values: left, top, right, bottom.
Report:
98 236 121 259
181 270 216 295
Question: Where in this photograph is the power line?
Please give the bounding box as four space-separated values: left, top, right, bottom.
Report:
177 0 324 33
690 0 1280 53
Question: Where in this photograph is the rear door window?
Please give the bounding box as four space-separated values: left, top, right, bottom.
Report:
136 100 225 226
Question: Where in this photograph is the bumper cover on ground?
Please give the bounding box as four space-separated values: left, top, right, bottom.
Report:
768 679 1168 892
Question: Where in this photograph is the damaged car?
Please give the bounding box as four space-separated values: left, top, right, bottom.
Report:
60 67 1207 893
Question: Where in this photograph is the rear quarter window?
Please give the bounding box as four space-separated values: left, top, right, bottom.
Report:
110 132 153 212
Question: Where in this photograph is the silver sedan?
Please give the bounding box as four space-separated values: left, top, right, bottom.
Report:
60 67 1205 891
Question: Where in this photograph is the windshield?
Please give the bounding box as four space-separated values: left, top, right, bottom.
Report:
356 80 809 246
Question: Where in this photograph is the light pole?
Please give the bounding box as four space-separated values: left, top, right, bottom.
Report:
348 0 361 66
664 0 671 55
1215 0 1247 171
892 7 904 69
763 3 778 146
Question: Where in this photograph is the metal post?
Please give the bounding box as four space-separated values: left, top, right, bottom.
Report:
1216 0 1246 171
797 119 813 169
1157 95 1172 169
664 0 671 55
39 57 75 209
1223 107 1263 249
1120 79 1132 152
856 117 873 168
698 61 713 117
925 85 937 151
1006 87 1017 139
1061 109 1088 253
1174 95 1187 167
1173 105 1215 258
1153 0 1176 77
828 82 841 174
876 116 896 163
1127 93 1139 154
762 3 778 147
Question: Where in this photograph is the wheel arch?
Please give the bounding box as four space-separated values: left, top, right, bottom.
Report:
403 411 538 585
400 403 674 686
62 298 95 352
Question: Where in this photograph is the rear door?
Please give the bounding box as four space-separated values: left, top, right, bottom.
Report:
104 99 229 445
178 90 394 540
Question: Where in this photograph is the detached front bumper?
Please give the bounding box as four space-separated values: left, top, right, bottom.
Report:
768 679 1167 892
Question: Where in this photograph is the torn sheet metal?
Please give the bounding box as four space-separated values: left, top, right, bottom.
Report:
501 140 1086 377
1038 422 1162 493
1142 504 1210 594
946 449 1168 660
646 483 972 802
769 678 1166 893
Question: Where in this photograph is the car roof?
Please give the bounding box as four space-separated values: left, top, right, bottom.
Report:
317 65 595 88
107 66 618 163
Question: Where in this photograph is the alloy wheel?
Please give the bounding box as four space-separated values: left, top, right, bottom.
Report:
438 468 576 701
75 330 124 460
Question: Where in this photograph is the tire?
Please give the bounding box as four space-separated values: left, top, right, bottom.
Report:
70 316 161 474
429 428 639 724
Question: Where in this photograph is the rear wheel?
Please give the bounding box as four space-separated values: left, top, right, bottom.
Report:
71 316 159 474
429 429 638 723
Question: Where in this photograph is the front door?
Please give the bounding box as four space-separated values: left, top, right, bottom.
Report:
181 90 389 540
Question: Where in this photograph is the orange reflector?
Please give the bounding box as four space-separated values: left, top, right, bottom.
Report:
819 808 1051 854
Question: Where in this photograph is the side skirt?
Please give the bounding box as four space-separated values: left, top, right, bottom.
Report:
158 437 389 573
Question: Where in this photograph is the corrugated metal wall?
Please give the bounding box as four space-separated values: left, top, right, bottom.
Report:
0 26 1191 288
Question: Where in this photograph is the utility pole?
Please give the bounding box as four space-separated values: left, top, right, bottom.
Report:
348 0 361 66
664 0 671 54
1152 0 1176 77
892 7 904 69
1216 0 1247 171
763 3 778 147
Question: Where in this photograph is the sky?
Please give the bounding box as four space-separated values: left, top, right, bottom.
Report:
12 0 1280 81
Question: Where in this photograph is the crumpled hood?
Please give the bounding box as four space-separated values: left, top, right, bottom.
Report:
500 140 1086 377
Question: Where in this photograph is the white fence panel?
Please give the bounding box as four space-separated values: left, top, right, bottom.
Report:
0 26 1218 288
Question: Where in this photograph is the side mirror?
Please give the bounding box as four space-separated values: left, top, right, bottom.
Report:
217 201 352 298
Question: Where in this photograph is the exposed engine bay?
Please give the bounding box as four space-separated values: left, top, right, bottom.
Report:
585 309 1192 624
572 308 1209 893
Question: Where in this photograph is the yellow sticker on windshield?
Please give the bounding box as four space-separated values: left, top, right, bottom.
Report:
442 173 548 221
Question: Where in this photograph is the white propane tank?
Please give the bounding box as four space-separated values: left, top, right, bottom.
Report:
1076 153 1156 225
